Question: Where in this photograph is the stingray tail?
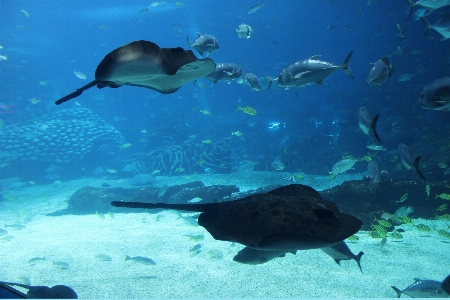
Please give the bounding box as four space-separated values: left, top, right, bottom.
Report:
55 80 98 105
413 156 426 180
371 114 382 143
419 17 432 37
111 201 216 213
263 75 273 90
391 286 402 298
341 51 354 79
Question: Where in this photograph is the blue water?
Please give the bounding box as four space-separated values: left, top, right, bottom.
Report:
1 0 449 181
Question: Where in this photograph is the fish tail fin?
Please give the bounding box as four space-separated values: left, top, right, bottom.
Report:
413 156 426 180
371 114 382 143
405 0 415 17
124 255 131 261
263 75 273 90
391 286 402 298
186 36 192 48
55 80 98 105
342 51 355 79
236 105 241 111
355 251 364 273
419 17 431 36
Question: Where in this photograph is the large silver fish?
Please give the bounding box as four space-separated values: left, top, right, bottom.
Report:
243 72 261 91
204 63 243 86
367 160 381 184
391 278 449 298
357 107 381 142
397 143 425 179
267 51 354 90
418 77 450 111
406 0 450 17
187 33 219 57
366 57 393 88
420 13 450 41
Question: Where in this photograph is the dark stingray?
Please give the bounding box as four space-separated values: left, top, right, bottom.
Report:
111 184 362 251
55 40 216 105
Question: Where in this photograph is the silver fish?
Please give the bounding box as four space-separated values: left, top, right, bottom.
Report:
357 107 381 142
366 57 393 88
204 63 243 85
397 143 425 179
391 278 449 298
268 51 354 90
235 23 253 39
418 77 450 111
420 14 450 41
247 1 265 14
367 160 381 184
320 241 364 272
244 72 261 91
406 0 450 17
187 33 219 57
124 255 156 265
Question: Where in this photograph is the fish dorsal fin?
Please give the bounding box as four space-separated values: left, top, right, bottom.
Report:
309 55 321 60
197 32 202 37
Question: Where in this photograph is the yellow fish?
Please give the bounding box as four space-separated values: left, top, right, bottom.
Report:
120 143 132 150
231 131 243 137
396 193 408 203
202 139 212 144
436 193 450 200
200 109 211 115
236 105 257 115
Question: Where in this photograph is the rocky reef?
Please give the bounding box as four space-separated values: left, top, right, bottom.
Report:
0 108 124 165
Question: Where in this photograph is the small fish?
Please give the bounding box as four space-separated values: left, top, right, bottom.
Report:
95 254 112 261
187 33 219 57
186 234 204 242
396 215 413 224
374 218 392 228
371 224 388 238
52 261 70 269
28 257 46 266
208 249 223 259
398 143 425 179
236 106 257 115
366 144 387 151
0 228 8 235
233 247 296 265
425 184 430 199
200 109 211 115
390 231 403 239
396 193 408 203
321 241 364 272
235 23 253 39
19 276 31 285
120 143 132 149
346 235 359 242
231 131 244 137
331 158 358 176
366 57 393 88
188 197 202 203
398 73 415 82
437 204 448 211
380 237 387 248
124 255 156 265
243 72 261 91
436 229 450 239
73 69 87 80
357 107 381 142
415 223 431 232
189 244 202 254
436 193 450 200
380 212 394 220
202 139 212 144
0 55 7 61
247 1 265 14
5 224 26 230
20 8 30 17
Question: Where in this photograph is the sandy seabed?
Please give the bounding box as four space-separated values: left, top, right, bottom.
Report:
0 170 449 298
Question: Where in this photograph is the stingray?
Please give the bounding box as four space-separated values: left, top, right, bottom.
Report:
111 184 362 251
55 40 216 105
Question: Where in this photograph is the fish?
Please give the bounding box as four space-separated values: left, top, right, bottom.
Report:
394 205 414 218
235 23 253 39
320 241 364 272
0 228 8 235
412 8 432 20
124 255 156 265
205 63 244 85
73 70 87 80
357 107 381 142
366 144 387 151
5 224 26 230
187 33 219 57
365 57 393 88
188 197 202 203
236 105 257 115
27 257 46 266
111 184 363 252
20 8 30 17
436 193 450 200
367 160 381 184
95 254 112 261
397 143 426 179
420 14 450 41
52 261 70 269
331 158 358 175
418 77 450 111
248 1 265 14
0 55 7 61
55 40 216 105
398 73 415 82
232 131 244 137
233 247 296 265
406 0 450 17
243 72 261 91
271 159 285 171
267 51 354 90
391 278 449 298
